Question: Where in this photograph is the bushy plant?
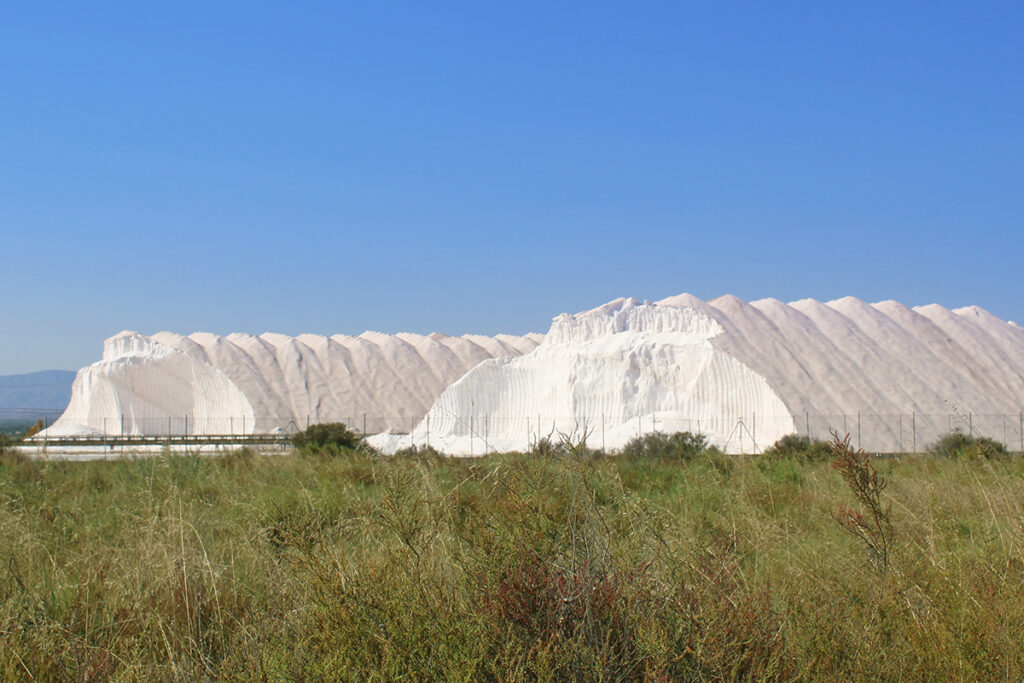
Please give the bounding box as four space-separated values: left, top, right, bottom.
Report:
530 430 604 459
929 431 1007 460
761 433 832 464
696 445 735 477
830 431 895 576
0 433 24 464
530 435 564 457
291 422 362 451
619 431 708 461
217 446 256 469
391 444 445 460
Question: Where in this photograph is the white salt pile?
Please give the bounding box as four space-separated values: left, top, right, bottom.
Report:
46 330 542 436
368 294 1024 454
46 293 1024 454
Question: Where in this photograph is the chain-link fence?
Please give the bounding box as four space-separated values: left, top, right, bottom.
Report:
39 411 1024 454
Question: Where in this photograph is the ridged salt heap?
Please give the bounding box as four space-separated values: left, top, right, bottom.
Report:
46 330 543 436
369 294 1024 454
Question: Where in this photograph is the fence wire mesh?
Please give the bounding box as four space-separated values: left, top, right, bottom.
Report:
38 412 1024 454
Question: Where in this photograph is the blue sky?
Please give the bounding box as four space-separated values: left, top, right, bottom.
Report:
1 2 1021 374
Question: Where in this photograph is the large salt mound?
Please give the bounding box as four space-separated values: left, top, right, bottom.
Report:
370 294 1024 454
47 330 543 436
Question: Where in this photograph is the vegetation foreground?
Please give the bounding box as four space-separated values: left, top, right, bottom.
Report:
2 431 1024 680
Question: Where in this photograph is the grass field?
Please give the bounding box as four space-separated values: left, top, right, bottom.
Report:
2 436 1024 680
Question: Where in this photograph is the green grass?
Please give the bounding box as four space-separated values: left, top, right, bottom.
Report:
2 443 1024 680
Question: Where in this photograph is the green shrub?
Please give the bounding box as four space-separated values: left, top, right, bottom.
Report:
928 431 1008 460
0 436 28 466
292 422 362 451
0 433 26 464
218 446 256 469
530 432 604 459
761 433 831 464
697 445 735 477
762 458 804 485
391 444 445 460
530 435 563 457
620 431 708 461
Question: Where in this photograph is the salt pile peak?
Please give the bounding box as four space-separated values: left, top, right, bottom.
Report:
371 293 1024 454
47 329 543 436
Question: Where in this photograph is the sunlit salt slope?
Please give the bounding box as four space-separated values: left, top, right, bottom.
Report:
47 330 543 436
370 294 1024 454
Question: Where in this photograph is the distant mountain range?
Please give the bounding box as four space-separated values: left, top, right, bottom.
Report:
0 370 74 420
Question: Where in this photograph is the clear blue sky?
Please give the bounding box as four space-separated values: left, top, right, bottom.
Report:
1 2 1021 374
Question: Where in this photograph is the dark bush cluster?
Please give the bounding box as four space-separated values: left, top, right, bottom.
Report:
761 433 832 464
291 422 362 451
928 431 1008 460
530 435 564 457
619 430 710 461
530 434 604 459
480 550 634 662
0 432 23 461
390 444 445 460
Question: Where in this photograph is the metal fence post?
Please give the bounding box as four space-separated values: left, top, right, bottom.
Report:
363 413 367 436
969 412 973 438
857 412 861 450
898 414 903 453
912 412 916 453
